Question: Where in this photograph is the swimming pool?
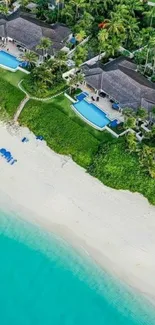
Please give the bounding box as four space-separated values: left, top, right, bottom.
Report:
73 97 111 129
0 51 22 70
76 92 88 101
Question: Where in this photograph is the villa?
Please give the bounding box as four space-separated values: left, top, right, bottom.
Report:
0 11 72 57
82 57 155 113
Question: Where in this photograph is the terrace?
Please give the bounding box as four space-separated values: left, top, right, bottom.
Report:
80 83 124 123
0 40 22 58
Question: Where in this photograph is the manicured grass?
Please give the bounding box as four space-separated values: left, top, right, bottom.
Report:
0 76 25 118
0 68 27 87
19 97 100 167
88 138 155 205
45 95 113 142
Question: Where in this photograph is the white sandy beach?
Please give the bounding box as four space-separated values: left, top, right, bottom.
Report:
0 122 155 305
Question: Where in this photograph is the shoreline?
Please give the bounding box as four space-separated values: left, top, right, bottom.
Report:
0 122 155 307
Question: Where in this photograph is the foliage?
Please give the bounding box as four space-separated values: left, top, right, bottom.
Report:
19 97 99 167
22 53 68 97
20 51 38 68
73 46 88 66
126 132 138 153
136 107 148 120
88 138 155 205
124 117 136 129
22 76 67 98
36 37 52 56
0 76 24 118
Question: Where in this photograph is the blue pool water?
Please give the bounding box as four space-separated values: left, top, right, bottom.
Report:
73 98 111 128
76 92 88 101
0 51 22 69
0 210 155 325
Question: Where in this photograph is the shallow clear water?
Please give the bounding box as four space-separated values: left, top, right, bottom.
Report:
0 209 155 325
73 98 110 128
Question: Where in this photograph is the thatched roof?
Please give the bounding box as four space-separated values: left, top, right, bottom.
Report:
0 13 71 54
83 57 155 111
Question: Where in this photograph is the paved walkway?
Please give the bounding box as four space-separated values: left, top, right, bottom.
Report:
13 96 30 122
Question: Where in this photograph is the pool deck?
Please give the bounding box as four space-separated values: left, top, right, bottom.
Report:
0 42 21 59
80 84 124 123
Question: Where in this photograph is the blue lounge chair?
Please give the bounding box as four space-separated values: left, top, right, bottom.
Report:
7 156 13 163
5 151 12 161
112 103 119 111
36 135 44 141
22 137 29 143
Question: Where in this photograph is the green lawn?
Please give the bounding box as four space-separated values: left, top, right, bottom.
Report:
0 68 27 87
0 73 25 118
19 97 100 167
45 95 113 142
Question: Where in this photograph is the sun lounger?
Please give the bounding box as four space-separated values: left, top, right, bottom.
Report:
21 137 29 143
36 135 44 141
10 159 17 165
7 156 13 163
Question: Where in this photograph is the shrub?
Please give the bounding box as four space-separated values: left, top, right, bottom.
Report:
19 98 99 167
0 77 24 118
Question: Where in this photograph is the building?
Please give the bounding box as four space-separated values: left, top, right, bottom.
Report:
82 57 155 112
0 11 72 56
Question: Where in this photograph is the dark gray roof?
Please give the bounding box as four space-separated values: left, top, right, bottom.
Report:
51 23 71 40
83 57 155 111
0 13 71 54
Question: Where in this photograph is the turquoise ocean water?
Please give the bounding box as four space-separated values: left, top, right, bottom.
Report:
0 209 155 325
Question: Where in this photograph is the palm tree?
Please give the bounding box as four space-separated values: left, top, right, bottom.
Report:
32 65 55 87
19 0 30 7
54 50 67 72
138 145 155 177
73 46 88 67
103 15 125 36
125 16 139 48
144 35 155 73
3 0 11 8
20 51 38 68
70 0 86 19
126 132 138 153
76 30 86 43
145 6 155 28
124 117 136 129
98 29 109 57
0 4 8 14
68 73 84 94
136 107 148 120
98 29 109 45
36 37 52 57
125 0 143 17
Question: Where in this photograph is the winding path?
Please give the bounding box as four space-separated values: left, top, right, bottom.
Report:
13 96 30 122
13 80 68 122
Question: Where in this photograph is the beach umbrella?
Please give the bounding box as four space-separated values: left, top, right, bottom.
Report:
0 148 7 156
5 151 12 161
